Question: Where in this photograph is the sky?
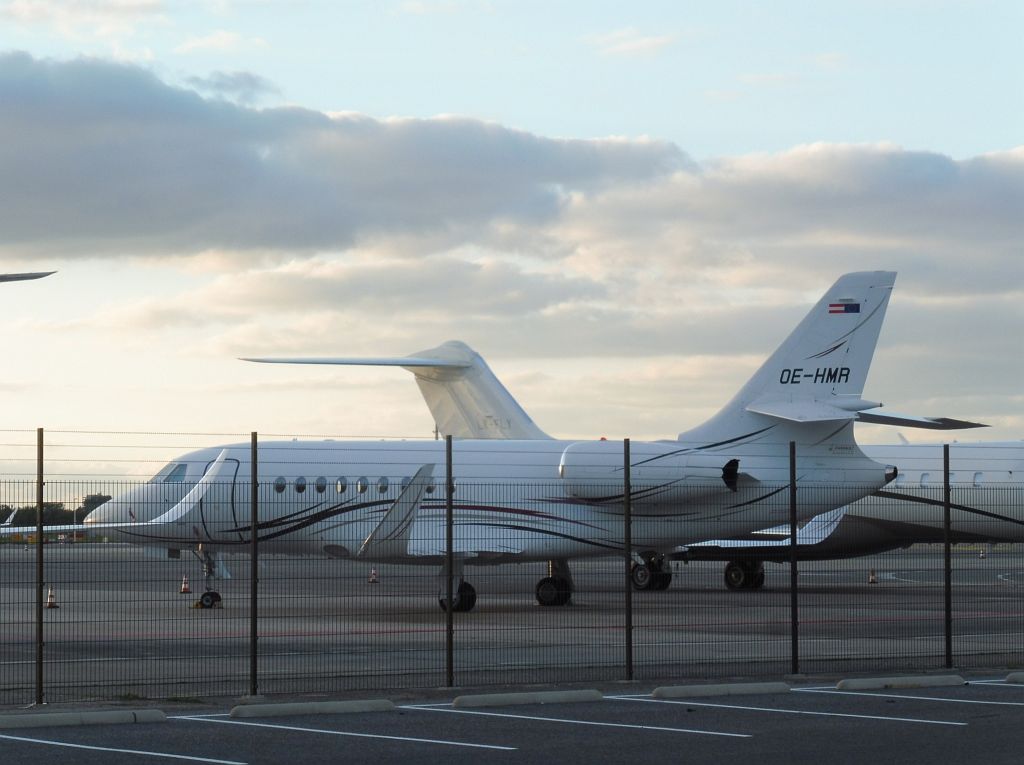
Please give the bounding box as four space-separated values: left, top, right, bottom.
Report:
0 1 1022 479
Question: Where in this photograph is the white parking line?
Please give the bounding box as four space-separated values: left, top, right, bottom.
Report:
611 695 966 726
0 733 247 764
407 704 751 738
176 715 516 751
794 688 1024 706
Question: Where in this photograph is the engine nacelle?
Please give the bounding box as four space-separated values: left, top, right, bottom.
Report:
559 441 740 503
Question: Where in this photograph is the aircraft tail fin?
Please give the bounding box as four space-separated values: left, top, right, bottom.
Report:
683 271 897 441
242 341 550 439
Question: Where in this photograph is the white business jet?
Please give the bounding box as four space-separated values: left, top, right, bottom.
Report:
73 272 963 611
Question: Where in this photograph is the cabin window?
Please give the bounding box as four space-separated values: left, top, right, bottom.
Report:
425 480 435 494
274 477 287 494
295 477 307 494
356 477 368 494
377 476 390 494
336 478 348 494
400 477 411 491
315 476 327 494
973 471 984 487
163 464 188 484
920 472 931 486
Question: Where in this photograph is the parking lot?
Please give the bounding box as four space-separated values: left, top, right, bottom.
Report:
3 677 1024 765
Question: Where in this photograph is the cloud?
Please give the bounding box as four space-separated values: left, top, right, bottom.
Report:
2 53 1022 442
1 0 165 37
586 27 675 57
0 52 688 258
186 69 280 105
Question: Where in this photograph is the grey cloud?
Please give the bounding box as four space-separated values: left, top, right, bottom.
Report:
185 70 281 105
0 52 687 256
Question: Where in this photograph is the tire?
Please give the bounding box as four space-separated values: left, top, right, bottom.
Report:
630 563 653 590
439 580 477 612
724 562 747 590
652 570 672 590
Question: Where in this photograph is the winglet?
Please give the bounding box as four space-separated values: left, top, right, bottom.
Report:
356 464 435 560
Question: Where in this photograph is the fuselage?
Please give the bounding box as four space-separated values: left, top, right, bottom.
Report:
85 434 894 565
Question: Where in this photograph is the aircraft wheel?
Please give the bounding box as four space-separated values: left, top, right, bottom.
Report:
535 576 571 606
630 562 654 590
750 568 765 590
439 580 477 613
652 570 673 590
199 591 221 609
724 561 747 590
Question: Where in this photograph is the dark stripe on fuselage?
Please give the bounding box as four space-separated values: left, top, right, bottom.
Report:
872 488 1024 528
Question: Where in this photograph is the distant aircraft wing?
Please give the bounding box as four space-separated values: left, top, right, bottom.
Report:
0 272 55 282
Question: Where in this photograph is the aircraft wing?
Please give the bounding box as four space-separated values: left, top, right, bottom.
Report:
0 271 55 282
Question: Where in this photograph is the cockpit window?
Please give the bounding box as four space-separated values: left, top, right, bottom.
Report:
163 464 188 483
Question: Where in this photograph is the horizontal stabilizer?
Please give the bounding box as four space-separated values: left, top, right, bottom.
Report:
747 399 987 430
854 411 987 430
243 341 550 440
242 356 470 369
356 463 435 559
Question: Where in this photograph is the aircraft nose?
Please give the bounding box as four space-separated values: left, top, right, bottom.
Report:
83 495 138 524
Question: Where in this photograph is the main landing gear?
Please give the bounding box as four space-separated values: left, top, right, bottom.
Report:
535 559 574 607
724 560 765 590
438 559 477 612
630 552 672 591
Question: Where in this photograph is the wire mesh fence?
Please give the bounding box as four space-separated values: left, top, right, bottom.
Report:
1 430 1023 705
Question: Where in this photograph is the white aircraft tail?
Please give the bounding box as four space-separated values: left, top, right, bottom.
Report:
685 270 982 440
242 341 550 439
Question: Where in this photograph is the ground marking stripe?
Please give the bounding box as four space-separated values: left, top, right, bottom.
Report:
0 733 247 764
794 688 1024 706
613 695 966 726
409 704 751 738
176 715 516 751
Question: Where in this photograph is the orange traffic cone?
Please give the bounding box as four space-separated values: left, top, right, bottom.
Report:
368 568 379 584
46 586 59 608
180 575 191 594
868 569 878 584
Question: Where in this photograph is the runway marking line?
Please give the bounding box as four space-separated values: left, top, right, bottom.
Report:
609 695 966 726
794 688 1024 706
403 703 751 738
175 715 516 751
0 733 247 764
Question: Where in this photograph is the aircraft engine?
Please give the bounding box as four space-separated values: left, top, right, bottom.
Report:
558 440 740 503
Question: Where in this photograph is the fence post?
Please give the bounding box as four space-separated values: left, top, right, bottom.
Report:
445 434 454 687
623 438 633 681
789 440 799 676
943 443 953 669
250 431 259 697
35 426 44 706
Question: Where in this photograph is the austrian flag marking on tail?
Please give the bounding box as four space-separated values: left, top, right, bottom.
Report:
828 303 861 314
